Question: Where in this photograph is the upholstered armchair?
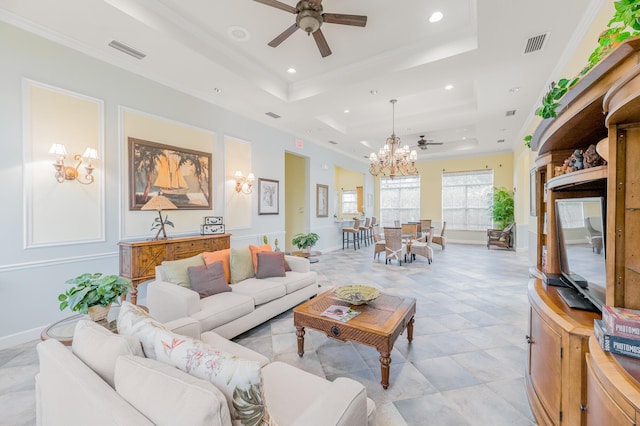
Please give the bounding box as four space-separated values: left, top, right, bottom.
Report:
487 222 515 250
432 221 447 250
383 227 406 265
372 225 386 260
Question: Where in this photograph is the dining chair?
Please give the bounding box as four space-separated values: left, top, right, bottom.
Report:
393 219 400 227
342 218 361 250
410 229 434 264
432 221 447 250
372 224 386 260
420 219 432 230
383 227 406 265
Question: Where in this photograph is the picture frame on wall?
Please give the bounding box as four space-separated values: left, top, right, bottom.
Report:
316 184 329 217
128 137 212 210
258 178 279 215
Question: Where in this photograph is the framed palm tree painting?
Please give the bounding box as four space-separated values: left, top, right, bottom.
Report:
128 137 212 210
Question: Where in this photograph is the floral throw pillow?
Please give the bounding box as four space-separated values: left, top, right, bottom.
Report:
154 329 273 426
116 301 168 359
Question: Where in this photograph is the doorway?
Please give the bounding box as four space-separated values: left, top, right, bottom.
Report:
284 152 308 252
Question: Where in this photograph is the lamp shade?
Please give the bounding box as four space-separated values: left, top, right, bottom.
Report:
48 143 67 156
82 147 98 159
141 195 178 211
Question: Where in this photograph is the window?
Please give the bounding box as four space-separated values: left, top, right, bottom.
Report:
342 190 358 215
442 170 493 230
379 176 420 226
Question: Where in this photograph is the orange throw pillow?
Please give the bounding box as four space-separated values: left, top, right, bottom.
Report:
203 249 231 283
249 244 272 272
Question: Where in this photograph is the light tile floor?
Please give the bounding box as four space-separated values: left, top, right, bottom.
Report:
0 243 536 425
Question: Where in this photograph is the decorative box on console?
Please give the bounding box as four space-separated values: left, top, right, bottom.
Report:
204 216 223 225
201 216 225 235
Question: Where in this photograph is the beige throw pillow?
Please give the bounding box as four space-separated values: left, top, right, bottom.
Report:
230 247 255 284
72 320 143 388
117 301 168 359
161 254 205 288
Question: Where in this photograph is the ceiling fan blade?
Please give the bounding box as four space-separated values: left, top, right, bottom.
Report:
254 0 296 14
268 24 299 47
322 13 367 27
313 29 332 57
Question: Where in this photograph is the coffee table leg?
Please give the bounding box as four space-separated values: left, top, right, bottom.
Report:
379 351 391 389
407 316 415 343
296 326 305 357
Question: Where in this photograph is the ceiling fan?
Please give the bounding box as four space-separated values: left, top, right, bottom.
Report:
415 135 444 150
254 0 367 57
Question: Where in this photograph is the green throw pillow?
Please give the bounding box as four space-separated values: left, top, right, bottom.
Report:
230 247 255 284
162 254 205 288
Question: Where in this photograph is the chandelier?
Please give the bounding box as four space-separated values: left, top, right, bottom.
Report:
369 99 418 179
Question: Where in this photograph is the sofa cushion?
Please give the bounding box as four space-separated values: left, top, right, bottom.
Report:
249 244 272 272
231 278 286 305
117 301 168 359
71 320 143 388
256 251 286 279
230 247 255 283
114 355 231 426
154 329 272 425
200 331 270 367
162 254 205 288
192 292 255 331
266 271 318 295
203 249 231 283
188 261 232 298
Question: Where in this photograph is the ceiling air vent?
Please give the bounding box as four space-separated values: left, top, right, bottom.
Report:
497 139 505 143
108 40 146 60
265 112 281 119
505 110 516 117
328 140 338 145
523 33 548 54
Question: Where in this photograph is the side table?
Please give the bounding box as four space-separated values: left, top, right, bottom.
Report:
41 306 147 346
291 250 321 263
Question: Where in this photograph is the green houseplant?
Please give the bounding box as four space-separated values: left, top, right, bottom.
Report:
291 232 320 252
58 273 133 321
490 187 515 229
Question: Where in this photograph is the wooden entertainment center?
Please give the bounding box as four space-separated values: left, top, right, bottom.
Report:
527 37 640 425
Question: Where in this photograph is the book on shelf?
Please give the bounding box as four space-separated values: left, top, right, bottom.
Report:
602 305 640 340
594 319 640 360
320 305 360 322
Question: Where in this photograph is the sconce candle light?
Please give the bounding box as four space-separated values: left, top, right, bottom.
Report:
234 170 255 194
49 143 98 184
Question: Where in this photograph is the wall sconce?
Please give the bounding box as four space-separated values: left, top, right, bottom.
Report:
234 170 255 194
49 144 98 185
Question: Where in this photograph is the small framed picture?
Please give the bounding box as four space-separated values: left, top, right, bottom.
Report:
258 178 279 215
204 216 223 225
316 184 328 217
201 224 225 235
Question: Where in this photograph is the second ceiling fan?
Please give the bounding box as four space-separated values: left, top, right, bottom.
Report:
254 0 367 57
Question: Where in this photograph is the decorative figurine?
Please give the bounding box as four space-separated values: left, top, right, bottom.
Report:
569 149 584 170
583 144 606 168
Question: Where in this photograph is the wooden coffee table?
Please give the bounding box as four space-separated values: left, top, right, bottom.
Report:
293 288 416 389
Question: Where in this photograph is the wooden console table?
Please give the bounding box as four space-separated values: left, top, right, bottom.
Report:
118 234 230 304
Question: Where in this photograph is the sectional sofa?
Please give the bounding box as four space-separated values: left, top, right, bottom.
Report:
147 246 319 339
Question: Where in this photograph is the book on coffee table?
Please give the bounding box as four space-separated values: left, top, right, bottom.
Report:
320 305 360 322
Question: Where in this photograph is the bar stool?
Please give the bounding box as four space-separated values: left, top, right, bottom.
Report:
359 217 372 246
342 218 361 250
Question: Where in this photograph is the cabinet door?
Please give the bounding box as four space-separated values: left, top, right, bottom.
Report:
530 307 562 424
585 358 634 426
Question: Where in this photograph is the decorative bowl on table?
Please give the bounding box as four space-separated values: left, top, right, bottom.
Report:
335 285 380 305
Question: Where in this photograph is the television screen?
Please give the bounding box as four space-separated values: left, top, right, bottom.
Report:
555 197 606 312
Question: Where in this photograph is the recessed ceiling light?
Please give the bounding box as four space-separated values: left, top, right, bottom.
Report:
445 84 454 90
344 109 350 113
306 130 313 134
370 90 378 95
227 26 250 42
287 68 296 74
213 88 222 93
429 11 443 23
462 136 467 140
509 86 521 93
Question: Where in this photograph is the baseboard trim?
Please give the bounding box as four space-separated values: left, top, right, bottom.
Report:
0 326 43 350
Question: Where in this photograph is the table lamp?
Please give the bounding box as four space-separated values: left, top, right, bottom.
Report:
141 195 178 240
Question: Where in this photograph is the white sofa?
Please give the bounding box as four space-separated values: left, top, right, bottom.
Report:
36 321 376 426
148 254 318 339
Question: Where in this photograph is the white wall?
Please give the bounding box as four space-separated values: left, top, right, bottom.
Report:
0 21 368 347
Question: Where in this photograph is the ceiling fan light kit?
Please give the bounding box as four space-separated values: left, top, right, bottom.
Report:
369 99 418 179
255 0 367 57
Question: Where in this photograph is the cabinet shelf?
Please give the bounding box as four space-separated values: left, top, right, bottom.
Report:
545 165 607 191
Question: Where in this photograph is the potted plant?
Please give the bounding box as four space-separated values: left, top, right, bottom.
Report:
489 187 515 230
58 273 133 321
291 232 320 253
